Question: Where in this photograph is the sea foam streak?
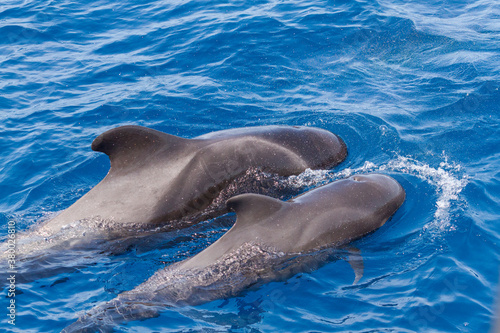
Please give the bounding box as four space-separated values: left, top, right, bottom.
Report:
285 155 468 230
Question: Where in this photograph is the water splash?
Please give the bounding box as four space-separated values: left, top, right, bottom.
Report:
284 155 468 230
383 156 468 230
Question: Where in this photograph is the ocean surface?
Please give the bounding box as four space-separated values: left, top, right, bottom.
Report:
1 0 499 332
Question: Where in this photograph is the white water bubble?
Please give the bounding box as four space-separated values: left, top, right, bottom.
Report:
281 155 468 232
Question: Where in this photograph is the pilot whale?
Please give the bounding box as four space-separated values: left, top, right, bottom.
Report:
41 125 346 236
63 173 405 332
1 125 346 269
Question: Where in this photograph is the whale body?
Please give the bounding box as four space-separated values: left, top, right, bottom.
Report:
41 125 347 237
5 125 346 251
63 173 405 332
0 125 346 283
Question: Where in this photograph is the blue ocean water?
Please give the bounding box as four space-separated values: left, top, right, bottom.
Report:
1 0 499 332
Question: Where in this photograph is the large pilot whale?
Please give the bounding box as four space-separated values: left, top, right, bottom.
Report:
1 125 347 278
40 125 346 236
63 173 405 332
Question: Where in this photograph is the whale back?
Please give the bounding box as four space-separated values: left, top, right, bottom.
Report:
178 193 288 270
42 125 348 243
187 174 406 266
197 125 347 173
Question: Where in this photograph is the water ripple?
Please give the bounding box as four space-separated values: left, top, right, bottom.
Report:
0 0 499 332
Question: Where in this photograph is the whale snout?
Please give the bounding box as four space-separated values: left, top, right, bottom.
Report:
350 173 397 186
351 173 394 183
350 173 406 205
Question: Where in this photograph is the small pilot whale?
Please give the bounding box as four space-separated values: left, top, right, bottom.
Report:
0 125 346 278
62 173 405 332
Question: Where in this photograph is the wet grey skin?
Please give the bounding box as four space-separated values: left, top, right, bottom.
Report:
41 125 347 237
0 125 347 283
179 173 406 270
62 174 405 333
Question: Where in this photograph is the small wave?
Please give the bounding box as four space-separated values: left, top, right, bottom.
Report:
284 155 468 231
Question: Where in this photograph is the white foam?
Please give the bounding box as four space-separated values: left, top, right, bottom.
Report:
285 168 330 188
383 156 468 230
284 155 468 231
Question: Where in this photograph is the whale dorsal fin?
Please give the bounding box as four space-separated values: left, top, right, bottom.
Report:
226 193 286 226
91 125 189 169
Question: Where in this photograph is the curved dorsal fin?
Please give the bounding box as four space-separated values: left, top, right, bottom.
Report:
91 125 188 169
226 193 286 226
